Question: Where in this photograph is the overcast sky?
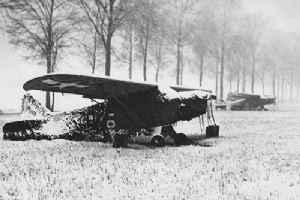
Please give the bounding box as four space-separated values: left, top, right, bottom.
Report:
0 0 300 111
244 0 300 32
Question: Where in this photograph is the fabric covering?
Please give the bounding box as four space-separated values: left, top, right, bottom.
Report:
23 74 212 100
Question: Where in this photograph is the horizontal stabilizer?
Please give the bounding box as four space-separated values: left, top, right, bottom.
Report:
21 93 51 117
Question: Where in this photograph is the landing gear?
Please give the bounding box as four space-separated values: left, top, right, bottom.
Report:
174 132 188 146
162 125 188 146
150 135 165 147
112 133 129 148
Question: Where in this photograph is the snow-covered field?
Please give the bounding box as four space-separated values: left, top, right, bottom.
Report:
0 104 300 200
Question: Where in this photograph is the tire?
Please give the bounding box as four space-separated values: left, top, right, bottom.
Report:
161 125 176 137
3 131 8 140
150 135 165 147
120 134 129 147
174 133 188 146
113 134 129 148
113 134 121 148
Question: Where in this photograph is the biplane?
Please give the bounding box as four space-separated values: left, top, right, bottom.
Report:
3 74 218 147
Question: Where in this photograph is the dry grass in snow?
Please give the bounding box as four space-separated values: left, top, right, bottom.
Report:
0 104 300 200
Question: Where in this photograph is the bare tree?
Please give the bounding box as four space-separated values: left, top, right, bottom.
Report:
257 56 268 95
241 14 263 93
165 0 196 85
74 0 141 76
226 44 241 93
72 19 104 74
0 1 10 29
281 74 285 102
274 33 300 102
4 0 76 110
134 0 165 81
191 10 213 87
209 0 240 100
262 30 288 99
117 22 136 79
135 3 152 81
296 72 300 102
152 38 165 82
149 27 169 82
207 35 221 99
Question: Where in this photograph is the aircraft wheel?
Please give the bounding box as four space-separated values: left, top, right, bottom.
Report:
174 133 188 146
113 134 129 148
150 135 165 147
2 133 6 140
15 131 23 140
120 134 129 147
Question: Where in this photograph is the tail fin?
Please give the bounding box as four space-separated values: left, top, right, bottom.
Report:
21 93 51 117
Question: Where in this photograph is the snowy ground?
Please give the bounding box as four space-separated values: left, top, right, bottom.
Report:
0 104 300 200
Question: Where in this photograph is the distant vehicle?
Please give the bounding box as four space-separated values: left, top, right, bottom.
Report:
3 74 218 147
224 93 276 111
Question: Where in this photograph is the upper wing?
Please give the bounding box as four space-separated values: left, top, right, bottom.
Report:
23 74 158 100
170 85 211 93
24 73 215 100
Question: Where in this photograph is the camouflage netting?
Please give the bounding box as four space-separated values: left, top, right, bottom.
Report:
3 93 110 141
3 90 211 143
21 93 51 117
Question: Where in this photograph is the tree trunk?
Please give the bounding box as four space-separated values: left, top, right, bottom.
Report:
143 48 147 81
46 57 52 110
180 46 183 85
51 92 55 111
281 76 284 103
297 84 299 103
220 39 225 100
92 31 97 74
180 46 184 85
242 56 246 93
215 61 219 101
143 35 149 81
272 69 276 96
251 51 255 93
128 28 133 79
277 75 280 102
176 14 183 86
105 35 112 76
45 1 54 111
261 77 265 95
285 77 287 101
105 0 114 76
155 63 160 82
290 67 294 103
176 38 181 85
142 21 150 82
199 55 204 87
46 92 51 111
229 78 232 93
236 65 240 93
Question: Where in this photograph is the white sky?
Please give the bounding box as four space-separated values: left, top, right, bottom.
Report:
244 0 300 32
0 0 299 111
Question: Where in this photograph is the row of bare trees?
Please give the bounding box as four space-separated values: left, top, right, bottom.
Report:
1 0 300 110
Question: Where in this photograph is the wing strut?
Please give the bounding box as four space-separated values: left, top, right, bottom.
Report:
108 92 146 128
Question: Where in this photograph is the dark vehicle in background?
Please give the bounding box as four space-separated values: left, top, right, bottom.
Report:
215 93 276 111
227 93 276 110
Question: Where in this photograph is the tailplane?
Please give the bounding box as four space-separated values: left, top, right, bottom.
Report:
21 93 51 117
